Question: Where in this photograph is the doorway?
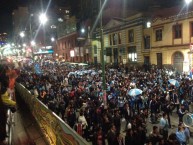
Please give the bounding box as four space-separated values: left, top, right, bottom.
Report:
172 51 183 72
113 48 118 66
157 53 162 69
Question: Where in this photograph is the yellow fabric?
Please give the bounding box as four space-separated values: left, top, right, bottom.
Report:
1 91 16 106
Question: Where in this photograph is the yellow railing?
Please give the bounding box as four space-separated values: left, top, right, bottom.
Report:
16 83 89 145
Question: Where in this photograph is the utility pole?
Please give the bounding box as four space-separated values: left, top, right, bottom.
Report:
100 0 106 107
29 14 34 61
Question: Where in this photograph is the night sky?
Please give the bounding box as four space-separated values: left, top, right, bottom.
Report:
0 0 183 37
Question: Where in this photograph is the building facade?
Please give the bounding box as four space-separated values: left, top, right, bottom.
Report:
56 31 90 62
145 6 193 72
92 13 147 65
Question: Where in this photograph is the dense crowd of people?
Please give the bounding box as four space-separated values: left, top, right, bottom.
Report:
10 61 193 144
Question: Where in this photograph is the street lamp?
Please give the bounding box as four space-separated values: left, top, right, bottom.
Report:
19 32 25 38
146 21 151 28
51 37 55 42
81 28 85 34
39 13 48 25
185 0 192 5
31 40 36 46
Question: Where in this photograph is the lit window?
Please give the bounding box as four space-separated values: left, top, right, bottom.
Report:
128 46 137 62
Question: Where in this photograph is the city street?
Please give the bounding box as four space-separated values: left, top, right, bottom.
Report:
2 1 193 145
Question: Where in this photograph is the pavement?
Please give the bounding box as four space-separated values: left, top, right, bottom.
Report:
11 92 48 145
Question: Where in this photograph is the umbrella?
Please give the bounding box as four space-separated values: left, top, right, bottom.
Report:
128 88 142 97
168 79 180 87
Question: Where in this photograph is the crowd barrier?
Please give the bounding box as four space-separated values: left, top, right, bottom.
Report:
15 83 89 145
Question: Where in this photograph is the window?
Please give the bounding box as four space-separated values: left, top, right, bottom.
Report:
109 35 112 45
118 32 121 44
112 33 118 45
155 29 162 41
106 47 112 56
128 29 134 42
173 24 182 39
144 36 150 49
128 46 137 62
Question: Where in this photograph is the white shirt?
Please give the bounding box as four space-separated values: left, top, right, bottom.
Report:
78 115 88 129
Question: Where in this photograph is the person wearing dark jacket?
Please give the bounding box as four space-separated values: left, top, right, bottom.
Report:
122 103 131 130
107 124 117 145
67 107 76 128
149 126 163 145
178 105 186 123
114 133 124 145
92 127 106 145
113 110 121 133
125 129 136 145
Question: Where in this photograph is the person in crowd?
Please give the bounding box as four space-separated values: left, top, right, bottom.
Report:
67 107 76 128
107 124 117 145
162 100 172 128
149 97 158 124
176 123 187 145
149 126 163 145
171 90 180 113
167 133 180 145
122 103 132 131
114 133 124 145
92 127 105 145
59 100 66 120
113 109 121 134
159 113 169 140
184 126 190 144
178 105 187 123
125 129 136 145
78 110 88 139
